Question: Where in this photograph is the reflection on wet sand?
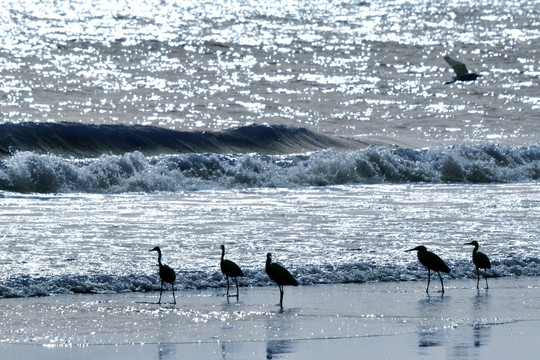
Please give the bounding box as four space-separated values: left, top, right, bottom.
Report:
415 289 494 359
157 343 176 360
265 308 298 359
266 340 295 359
416 294 450 350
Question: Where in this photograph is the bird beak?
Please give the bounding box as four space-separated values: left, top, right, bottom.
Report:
405 248 414 252
464 242 473 245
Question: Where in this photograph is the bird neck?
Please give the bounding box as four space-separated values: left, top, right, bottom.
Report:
156 250 162 266
472 244 479 253
266 256 272 270
221 248 225 262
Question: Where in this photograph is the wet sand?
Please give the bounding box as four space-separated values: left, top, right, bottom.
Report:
1 277 540 359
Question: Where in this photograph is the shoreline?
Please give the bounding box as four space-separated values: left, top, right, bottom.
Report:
1 277 540 359
1 320 538 360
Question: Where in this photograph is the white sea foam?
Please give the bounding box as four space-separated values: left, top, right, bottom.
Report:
1 183 538 298
1 144 538 194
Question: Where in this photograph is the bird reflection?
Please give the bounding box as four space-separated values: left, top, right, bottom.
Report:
416 295 449 350
473 325 491 348
157 343 176 360
266 340 294 359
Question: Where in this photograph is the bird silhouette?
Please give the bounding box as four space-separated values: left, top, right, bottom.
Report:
220 245 244 298
443 55 482 84
465 241 491 289
406 245 451 294
149 246 176 304
266 253 298 307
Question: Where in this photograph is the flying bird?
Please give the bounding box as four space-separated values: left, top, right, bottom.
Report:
220 245 244 298
149 246 176 304
266 252 298 307
406 245 451 294
443 55 482 84
465 241 491 289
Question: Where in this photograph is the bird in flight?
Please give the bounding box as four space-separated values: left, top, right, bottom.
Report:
443 55 482 84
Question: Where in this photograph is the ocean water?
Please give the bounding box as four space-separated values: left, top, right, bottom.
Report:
0 0 539 298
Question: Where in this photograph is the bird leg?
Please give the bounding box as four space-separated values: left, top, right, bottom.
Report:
235 277 239 298
226 276 230 298
158 280 164 304
438 271 445 294
476 267 480 289
484 269 489 290
279 285 284 307
172 284 176 304
426 269 431 293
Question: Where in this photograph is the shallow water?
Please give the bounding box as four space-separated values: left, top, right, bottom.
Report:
1 279 540 360
0 0 539 297
1 183 538 297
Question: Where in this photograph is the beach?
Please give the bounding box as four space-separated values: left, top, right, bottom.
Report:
2 277 540 359
1 0 539 358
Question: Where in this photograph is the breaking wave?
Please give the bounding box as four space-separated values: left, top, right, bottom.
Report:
0 143 538 193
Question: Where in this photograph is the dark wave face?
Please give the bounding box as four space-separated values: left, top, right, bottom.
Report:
0 122 363 157
0 140 538 193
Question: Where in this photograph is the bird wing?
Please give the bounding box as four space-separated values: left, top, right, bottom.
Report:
474 252 492 269
444 55 469 76
223 259 244 277
420 251 451 273
269 263 298 286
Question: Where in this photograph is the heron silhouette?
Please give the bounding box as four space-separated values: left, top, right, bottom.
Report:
266 253 298 307
443 55 482 84
465 241 491 289
220 245 244 298
406 246 451 294
149 246 176 304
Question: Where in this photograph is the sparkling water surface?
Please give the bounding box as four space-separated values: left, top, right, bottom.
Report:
1 183 538 297
0 0 539 298
0 0 538 146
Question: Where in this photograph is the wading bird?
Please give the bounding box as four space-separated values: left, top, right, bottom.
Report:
406 245 451 294
149 246 176 304
266 253 298 307
443 55 482 84
465 241 491 289
220 245 244 298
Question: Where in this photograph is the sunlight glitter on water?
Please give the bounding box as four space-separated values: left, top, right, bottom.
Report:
0 0 538 145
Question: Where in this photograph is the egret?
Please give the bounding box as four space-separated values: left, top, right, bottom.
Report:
220 245 244 298
149 246 176 304
406 245 451 294
465 241 491 289
443 55 482 84
265 253 298 307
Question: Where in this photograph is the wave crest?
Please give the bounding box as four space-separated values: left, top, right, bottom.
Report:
0 144 539 193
